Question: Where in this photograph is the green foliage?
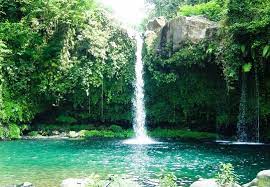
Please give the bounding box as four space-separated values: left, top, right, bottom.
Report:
0 0 136 136
109 125 123 132
159 172 177 187
28 131 39 137
84 129 133 139
178 0 224 21
7 124 21 139
242 63 252 72
56 115 77 125
0 126 5 139
216 163 238 187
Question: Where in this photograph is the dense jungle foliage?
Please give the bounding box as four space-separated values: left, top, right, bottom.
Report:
0 0 135 139
143 0 270 140
0 0 269 141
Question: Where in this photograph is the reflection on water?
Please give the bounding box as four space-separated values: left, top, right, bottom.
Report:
0 139 269 187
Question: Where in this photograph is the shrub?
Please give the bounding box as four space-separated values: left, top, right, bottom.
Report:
0 126 5 139
109 125 123 132
216 163 238 187
178 0 224 22
56 115 77 125
159 172 177 187
28 131 39 137
8 124 21 139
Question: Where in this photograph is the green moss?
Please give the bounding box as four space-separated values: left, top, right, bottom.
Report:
109 125 123 132
150 128 217 140
84 130 134 139
8 124 21 139
258 178 270 187
28 131 39 137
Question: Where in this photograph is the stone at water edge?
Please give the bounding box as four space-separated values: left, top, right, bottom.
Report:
17 182 33 187
61 178 90 187
243 170 270 187
52 130 60 135
68 131 79 138
190 179 219 187
190 179 241 187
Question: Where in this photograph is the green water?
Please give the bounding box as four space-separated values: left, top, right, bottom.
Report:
0 139 269 187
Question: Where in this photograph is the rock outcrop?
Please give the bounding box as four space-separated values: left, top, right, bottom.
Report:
243 170 270 187
145 15 219 55
147 17 166 32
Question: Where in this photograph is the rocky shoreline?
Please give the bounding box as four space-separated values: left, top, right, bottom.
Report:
10 170 270 187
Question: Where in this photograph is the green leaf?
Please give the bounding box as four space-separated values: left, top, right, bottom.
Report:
242 63 252 72
263 45 270 57
240 45 246 54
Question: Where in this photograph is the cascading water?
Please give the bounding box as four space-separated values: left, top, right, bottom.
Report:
124 33 155 144
237 73 248 142
255 66 260 142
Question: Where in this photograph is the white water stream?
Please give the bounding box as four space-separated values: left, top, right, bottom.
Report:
124 34 155 145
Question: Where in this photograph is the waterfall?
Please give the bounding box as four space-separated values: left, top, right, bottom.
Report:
255 66 260 142
124 33 155 144
237 73 248 142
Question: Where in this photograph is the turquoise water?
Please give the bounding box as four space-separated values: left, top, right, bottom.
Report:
0 139 269 187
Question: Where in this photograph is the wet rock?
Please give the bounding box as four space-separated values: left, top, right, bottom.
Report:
52 130 60 135
68 131 79 138
242 178 258 187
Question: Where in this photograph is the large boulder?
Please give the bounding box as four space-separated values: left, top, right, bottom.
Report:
147 17 166 32
68 131 79 138
243 170 270 187
190 179 219 187
156 15 218 54
190 179 241 187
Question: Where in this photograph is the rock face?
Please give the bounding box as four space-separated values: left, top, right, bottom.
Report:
147 17 166 32
158 16 218 52
243 170 270 187
145 16 219 55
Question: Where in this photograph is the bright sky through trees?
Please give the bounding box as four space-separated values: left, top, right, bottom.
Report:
99 0 147 26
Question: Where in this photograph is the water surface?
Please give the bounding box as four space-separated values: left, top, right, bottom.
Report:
0 139 269 186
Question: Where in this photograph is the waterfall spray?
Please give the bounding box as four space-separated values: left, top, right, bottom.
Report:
124 33 155 144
